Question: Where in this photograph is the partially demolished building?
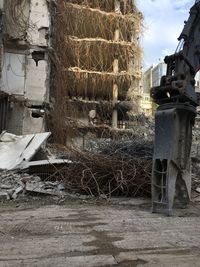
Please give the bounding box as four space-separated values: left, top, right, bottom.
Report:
0 0 143 146
51 0 143 145
0 0 50 135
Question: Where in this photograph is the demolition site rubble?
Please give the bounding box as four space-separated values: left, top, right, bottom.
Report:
0 171 65 201
0 127 200 202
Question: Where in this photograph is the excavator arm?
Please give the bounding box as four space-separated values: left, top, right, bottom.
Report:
152 1 200 106
150 1 200 215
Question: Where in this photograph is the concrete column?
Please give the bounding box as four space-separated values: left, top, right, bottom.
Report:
112 0 120 129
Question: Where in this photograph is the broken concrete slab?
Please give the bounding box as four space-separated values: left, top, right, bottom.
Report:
11 186 24 200
0 170 66 200
25 181 65 196
0 131 51 170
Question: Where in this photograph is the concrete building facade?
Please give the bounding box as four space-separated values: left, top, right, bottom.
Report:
0 0 143 145
0 0 50 135
141 62 167 116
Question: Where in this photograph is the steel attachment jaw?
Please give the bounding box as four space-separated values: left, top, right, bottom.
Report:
152 103 196 216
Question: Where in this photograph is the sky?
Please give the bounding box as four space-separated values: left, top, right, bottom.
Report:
136 0 195 69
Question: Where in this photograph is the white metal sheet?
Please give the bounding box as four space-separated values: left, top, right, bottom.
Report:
22 132 51 162
0 132 51 170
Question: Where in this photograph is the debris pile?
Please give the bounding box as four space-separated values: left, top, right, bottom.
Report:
1 130 200 201
0 171 65 201
0 131 153 199
0 131 67 201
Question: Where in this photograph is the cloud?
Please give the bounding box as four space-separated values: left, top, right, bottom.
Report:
136 0 194 68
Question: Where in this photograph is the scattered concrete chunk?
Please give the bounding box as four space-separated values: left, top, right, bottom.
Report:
196 188 200 193
0 184 12 190
0 169 66 200
0 192 10 201
26 181 65 196
12 186 24 199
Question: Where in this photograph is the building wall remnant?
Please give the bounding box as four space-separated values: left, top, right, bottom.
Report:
0 0 50 135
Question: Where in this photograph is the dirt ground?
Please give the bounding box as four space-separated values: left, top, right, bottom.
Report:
0 196 200 267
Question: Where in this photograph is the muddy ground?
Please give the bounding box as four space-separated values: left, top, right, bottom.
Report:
0 196 200 267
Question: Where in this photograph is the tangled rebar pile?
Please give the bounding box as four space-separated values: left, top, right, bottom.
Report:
60 137 153 197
